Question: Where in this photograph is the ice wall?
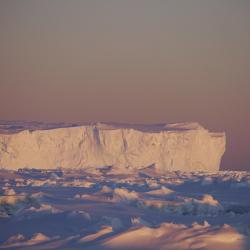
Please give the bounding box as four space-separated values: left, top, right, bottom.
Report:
0 122 226 171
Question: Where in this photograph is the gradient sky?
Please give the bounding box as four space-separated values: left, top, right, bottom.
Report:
0 0 250 170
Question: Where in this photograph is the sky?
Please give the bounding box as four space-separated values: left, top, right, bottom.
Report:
0 0 249 170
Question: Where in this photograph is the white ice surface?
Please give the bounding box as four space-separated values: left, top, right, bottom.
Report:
0 168 250 250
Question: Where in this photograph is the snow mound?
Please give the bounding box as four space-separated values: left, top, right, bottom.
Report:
4 188 16 196
78 226 113 243
201 176 214 186
146 186 174 196
113 188 139 202
165 194 223 216
100 185 113 193
4 234 25 245
131 217 152 227
27 203 61 214
0 194 39 217
140 194 223 216
26 233 51 244
103 222 245 250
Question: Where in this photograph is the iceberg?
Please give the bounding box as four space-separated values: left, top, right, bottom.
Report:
0 122 225 171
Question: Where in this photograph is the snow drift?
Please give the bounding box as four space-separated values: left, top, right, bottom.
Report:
0 122 225 171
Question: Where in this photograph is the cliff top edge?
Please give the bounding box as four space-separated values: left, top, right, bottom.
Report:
0 120 224 135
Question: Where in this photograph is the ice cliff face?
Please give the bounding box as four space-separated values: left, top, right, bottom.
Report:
0 122 226 171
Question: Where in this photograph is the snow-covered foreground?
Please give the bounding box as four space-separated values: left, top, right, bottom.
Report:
0 167 250 250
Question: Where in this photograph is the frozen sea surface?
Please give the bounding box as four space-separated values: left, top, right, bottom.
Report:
0 167 250 250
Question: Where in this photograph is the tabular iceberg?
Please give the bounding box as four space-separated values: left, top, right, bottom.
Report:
0 122 225 171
